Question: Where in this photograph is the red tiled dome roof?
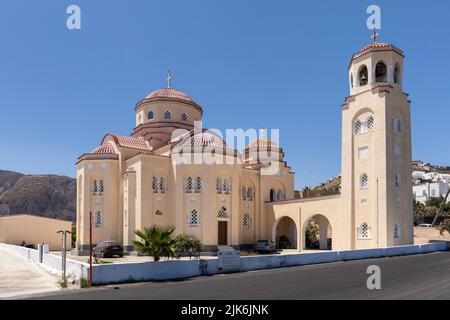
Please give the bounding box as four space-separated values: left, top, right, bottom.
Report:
180 131 227 148
100 134 152 152
146 88 194 103
90 144 117 155
136 88 202 111
351 42 403 61
247 138 279 149
114 135 150 151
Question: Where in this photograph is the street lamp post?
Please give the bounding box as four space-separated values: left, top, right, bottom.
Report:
57 230 72 284
89 211 93 287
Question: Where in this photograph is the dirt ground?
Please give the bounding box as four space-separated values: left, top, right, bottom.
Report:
414 226 450 244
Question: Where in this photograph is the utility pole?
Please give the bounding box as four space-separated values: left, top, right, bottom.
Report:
57 230 71 285
89 211 93 287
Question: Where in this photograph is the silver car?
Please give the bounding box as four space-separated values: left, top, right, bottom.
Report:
254 240 276 253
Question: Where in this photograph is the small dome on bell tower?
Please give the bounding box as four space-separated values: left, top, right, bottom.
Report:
348 40 404 95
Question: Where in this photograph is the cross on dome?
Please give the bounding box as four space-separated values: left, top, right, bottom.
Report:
167 70 173 88
371 29 379 42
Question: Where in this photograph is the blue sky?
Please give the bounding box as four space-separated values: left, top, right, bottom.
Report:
0 0 449 188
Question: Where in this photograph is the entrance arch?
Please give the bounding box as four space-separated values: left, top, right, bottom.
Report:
304 214 332 250
272 216 297 249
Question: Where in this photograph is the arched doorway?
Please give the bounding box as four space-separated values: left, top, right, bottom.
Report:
304 214 332 250
273 217 297 249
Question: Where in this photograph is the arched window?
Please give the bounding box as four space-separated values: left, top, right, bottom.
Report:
186 177 193 193
394 224 402 239
354 116 374 135
188 210 199 225
98 180 104 193
391 117 403 133
164 110 172 120
195 177 202 193
395 174 400 188
218 207 230 219
247 187 253 201
147 111 154 120
275 189 284 201
242 214 251 229
217 178 222 194
152 177 158 193
270 189 275 202
350 73 354 88
94 211 102 227
354 120 362 135
367 116 375 132
222 178 231 194
358 65 368 86
159 177 167 193
181 113 188 121
375 62 387 82
155 210 163 216
358 223 371 239
394 64 400 84
360 174 369 190
241 186 247 200
92 180 98 193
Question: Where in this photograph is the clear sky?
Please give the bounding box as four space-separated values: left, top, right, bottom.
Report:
1 0 449 189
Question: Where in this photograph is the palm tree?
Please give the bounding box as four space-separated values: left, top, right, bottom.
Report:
133 226 177 262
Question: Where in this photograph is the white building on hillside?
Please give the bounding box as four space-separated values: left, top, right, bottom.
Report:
413 181 450 204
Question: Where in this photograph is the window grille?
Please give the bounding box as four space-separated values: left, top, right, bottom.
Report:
92 180 98 193
218 207 230 219
243 214 251 229
152 177 158 193
94 211 102 227
188 210 199 225
360 174 369 189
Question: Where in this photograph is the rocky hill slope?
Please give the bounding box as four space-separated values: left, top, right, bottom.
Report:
0 170 76 221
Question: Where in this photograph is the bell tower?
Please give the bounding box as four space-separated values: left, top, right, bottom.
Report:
340 42 413 249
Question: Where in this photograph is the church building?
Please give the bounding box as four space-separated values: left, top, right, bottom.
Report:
75 41 414 255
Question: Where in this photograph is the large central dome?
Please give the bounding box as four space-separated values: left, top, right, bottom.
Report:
146 88 194 103
136 87 202 111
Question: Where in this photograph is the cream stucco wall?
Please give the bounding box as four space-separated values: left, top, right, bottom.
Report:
0 215 72 250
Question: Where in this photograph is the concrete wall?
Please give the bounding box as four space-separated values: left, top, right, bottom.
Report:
0 243 89 280
0 215 72 250
2 242 446 285
92 260 201 284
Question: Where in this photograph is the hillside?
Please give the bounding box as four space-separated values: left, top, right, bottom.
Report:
0 170 76 221
303 160 449 198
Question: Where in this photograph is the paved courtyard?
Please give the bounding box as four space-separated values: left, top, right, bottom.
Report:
0 247 60 299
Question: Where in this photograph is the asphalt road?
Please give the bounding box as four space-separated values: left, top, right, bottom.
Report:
34 251 450 300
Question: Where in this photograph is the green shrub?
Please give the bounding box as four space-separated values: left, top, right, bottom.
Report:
173 234 202 259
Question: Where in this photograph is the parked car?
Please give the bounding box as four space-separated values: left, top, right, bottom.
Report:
254 240 276 253
418 223 433 228
93 241 124 258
